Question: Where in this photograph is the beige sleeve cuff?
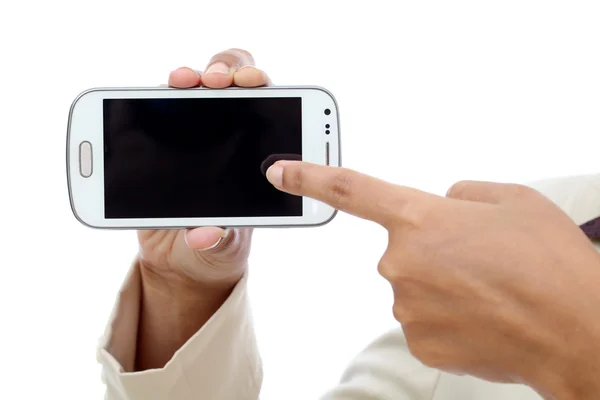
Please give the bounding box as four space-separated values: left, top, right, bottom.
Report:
97 260 262 400
320 328 441 400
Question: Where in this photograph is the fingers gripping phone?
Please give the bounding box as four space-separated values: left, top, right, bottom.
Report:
66 86 341 229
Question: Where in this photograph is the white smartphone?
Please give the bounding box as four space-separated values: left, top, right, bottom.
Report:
66 86 341 229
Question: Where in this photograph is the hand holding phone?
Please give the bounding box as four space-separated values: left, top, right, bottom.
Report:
66 51 342 372
131 52 266 370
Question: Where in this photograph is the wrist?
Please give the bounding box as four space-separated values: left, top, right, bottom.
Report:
531 336 600 400
139 258 243 299
139 262 239 314
540 376 600 400
134 262 242 370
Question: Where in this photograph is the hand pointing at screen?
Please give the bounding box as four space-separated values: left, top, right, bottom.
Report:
265 160 600 400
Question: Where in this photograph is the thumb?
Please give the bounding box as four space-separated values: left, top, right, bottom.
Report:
183 227 253 269
445 180 534 204
184 227 229 251
177 227 251 282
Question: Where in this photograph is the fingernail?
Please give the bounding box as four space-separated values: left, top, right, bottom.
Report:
200 229 229 251
205 62 230 75
236 65 256 72
266 164 283 187
200 236 224 251
173 66 197 75
183 229 192 248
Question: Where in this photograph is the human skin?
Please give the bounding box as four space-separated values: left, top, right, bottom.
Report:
265 160 600 400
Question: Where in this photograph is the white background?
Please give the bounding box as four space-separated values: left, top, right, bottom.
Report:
1 1 599 399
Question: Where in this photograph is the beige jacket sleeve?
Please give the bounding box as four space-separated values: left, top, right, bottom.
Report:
98 263 262 400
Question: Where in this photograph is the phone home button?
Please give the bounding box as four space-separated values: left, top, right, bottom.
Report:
79 141 93 178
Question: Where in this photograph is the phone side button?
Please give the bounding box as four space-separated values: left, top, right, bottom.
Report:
79 141 93 178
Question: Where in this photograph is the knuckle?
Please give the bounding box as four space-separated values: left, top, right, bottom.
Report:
395 196 436 228
401 202 427 227
137 231 174 267
197 229 250 267
446 180 471 198
284 165 305 192
389 280 421 324
392 302 413 324
209 51 242 69
377 256 398 281
404 334 445 369
328 170 354 209
228 48 254 59
377 245 418 284
223 48 255 66
506 183 535 199
209 52 229 62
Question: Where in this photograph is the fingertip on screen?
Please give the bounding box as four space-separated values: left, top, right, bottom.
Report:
260 153 301 176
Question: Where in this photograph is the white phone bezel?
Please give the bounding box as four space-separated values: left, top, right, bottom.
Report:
66 86 341 229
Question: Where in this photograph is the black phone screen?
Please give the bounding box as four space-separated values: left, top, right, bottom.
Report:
102 97 302 219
